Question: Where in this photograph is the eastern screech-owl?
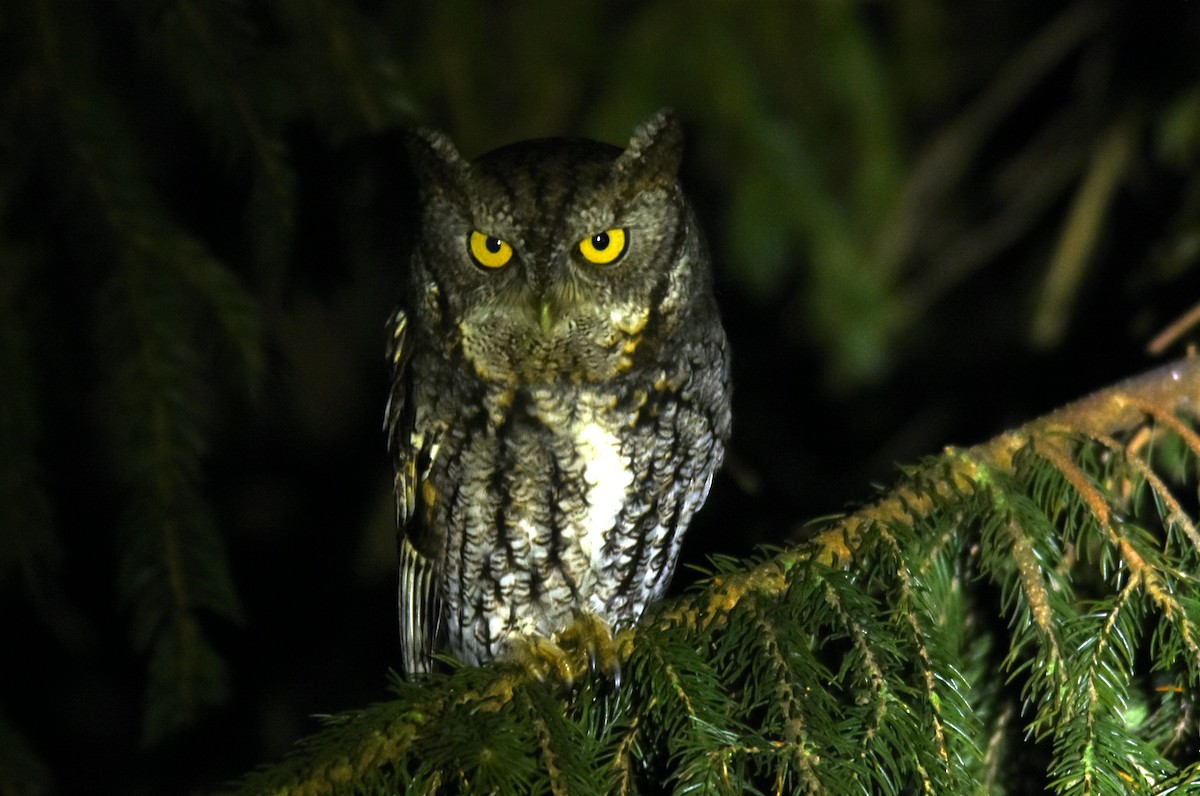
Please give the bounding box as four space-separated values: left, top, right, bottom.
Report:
386 109 731 676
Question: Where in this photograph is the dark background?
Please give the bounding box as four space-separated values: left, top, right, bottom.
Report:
2 1 1200 792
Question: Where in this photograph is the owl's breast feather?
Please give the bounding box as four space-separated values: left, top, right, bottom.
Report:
571 418 635 564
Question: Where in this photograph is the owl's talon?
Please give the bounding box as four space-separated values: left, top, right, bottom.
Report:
507 613 629 688
510 634 579 685
559 612 624 683
608 629 635 689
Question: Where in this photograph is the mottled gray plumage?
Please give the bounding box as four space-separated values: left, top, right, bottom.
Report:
386 110 731 675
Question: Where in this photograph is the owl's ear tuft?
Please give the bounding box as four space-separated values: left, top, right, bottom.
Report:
405 126 471 200
615 108 683 187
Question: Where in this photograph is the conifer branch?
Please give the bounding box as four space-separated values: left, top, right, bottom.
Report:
228 356 1200 794
29 0 260 745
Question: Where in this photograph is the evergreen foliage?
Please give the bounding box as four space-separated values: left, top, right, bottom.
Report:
8 0 265 752
2 1 1200 792
228 359 1200 794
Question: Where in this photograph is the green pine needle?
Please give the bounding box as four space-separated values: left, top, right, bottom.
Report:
227 358 1200 795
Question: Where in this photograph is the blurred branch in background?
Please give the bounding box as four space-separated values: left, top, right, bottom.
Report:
1030 116 1134 347
1 0 1199 792
886 2 1106 343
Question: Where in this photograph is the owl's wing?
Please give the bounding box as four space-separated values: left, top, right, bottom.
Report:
385 308 442 676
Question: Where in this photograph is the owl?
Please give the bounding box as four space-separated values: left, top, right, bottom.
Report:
386 109 731 677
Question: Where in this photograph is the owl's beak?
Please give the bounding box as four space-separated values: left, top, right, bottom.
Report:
530 279 571 333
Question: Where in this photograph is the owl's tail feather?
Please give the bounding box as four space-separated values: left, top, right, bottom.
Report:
399 536 440 677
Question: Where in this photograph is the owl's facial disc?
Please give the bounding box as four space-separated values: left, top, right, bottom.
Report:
454 268 631 385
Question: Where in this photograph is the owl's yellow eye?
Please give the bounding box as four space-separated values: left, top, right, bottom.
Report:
578 228 627 265
468 231 513 269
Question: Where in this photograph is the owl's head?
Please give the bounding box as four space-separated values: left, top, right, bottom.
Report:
405 110 715 385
